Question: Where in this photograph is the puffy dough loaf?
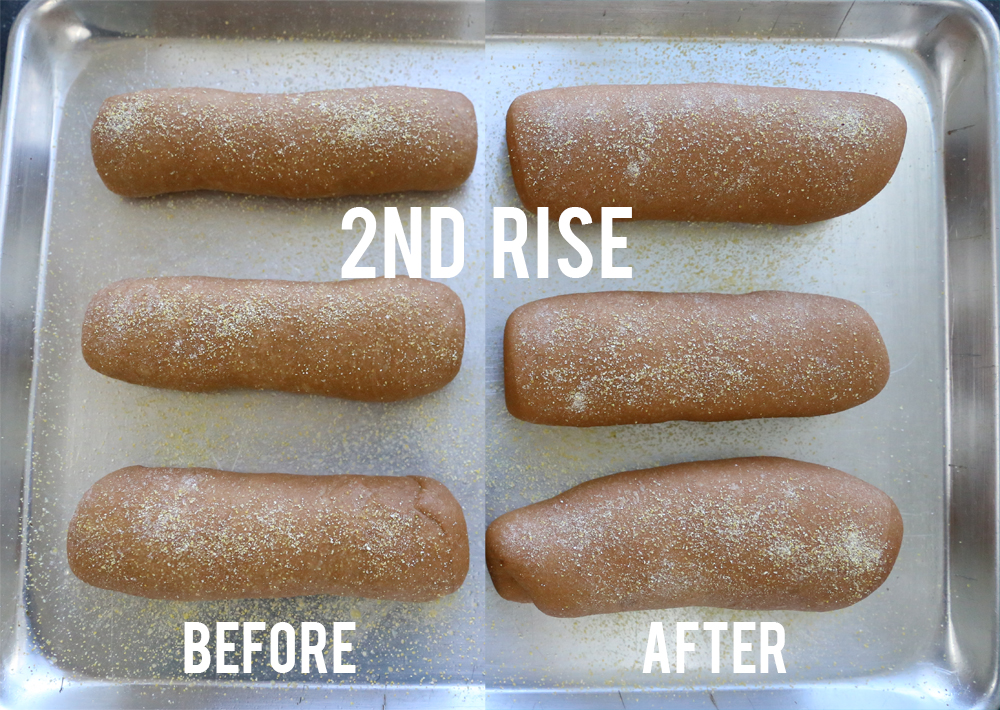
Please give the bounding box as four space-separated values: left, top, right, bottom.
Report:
82 276 464 401
507 83 906 224
486 457 903 617
92 86 477 198
68 466 469 601
504 290 889 426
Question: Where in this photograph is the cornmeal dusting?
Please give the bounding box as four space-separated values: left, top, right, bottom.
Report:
91 87 477 198
507 83 906 224
505 290 889 426
67 467 467 602
81 276 465 401
488 458 902 617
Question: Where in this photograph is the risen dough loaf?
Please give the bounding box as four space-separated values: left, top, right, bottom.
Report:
68 466 469 601
82 276 464 401
507 83 906 224
486 457 903 617
504 290 889 426
92 86 478 198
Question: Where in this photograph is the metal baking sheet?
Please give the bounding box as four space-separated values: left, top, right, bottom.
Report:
484 1 999 708
3 0 999 708
1 1 485 708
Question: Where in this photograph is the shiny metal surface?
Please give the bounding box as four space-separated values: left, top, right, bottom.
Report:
1 1 485 708
484 1 999 708
3 0 998 708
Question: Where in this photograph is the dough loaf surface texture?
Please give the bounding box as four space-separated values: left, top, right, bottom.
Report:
507 83 906 224
82 276 464 401
486 457 903 617
504 290 889 426
92 87 477 198
68 466 469 601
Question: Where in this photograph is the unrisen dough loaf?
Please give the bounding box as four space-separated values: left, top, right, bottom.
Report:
486 457 903 617
68 466 469 602
507 83 906 224
82 276 464 401
92 87 478 198
504 290 889 426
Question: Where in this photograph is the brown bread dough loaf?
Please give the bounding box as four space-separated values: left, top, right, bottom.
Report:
507 83 906 224
504 290 889 426
68 466 469 601
92 86 477 198
82 276 464 401
486 457 903 617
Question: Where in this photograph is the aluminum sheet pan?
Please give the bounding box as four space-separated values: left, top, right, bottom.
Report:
3 0 999 709
1 1 485 708
484 1 999 708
